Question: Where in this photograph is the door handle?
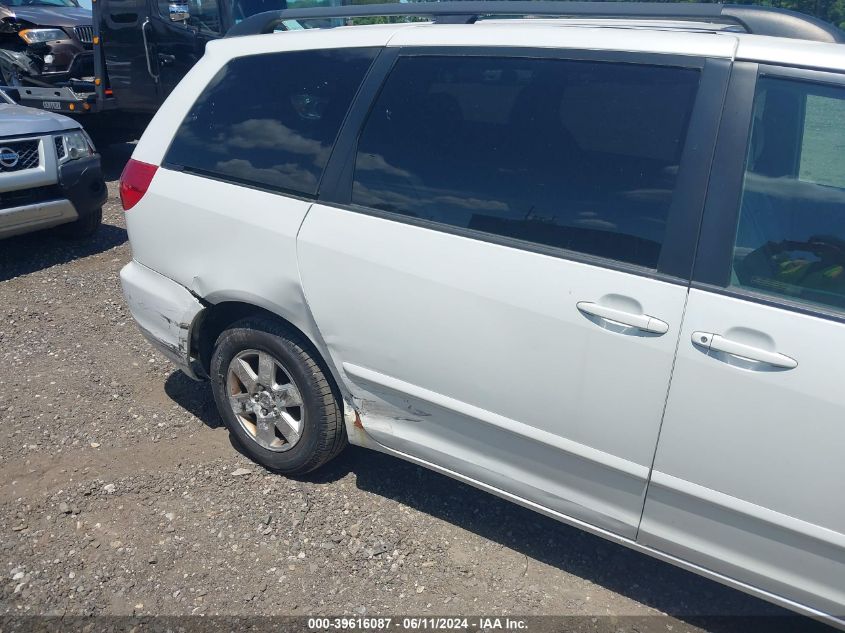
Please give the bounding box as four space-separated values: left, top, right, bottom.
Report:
576 301 669 334
158 53 176 66
691 331 797 369
141 19 159 82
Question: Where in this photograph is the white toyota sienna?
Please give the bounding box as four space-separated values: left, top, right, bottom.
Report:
120 2 845 627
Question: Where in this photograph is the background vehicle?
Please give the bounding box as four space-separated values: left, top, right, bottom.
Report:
0 91 105 239
98 0 310 114
0 0 338 143
120 2 845 629
0 0 93 88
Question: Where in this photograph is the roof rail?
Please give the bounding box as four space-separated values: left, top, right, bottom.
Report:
225 1 845 43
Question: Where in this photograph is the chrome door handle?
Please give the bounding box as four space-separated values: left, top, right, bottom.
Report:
576 301 669 334
691 331 797 369
141 19 159 82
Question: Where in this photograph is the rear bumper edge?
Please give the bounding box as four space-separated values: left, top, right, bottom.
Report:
120 260 205 381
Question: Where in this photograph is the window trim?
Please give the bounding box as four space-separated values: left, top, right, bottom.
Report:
691 62 845 321
692 282 845 325
317 46 400 201
160 162 319 202
319 46 730 283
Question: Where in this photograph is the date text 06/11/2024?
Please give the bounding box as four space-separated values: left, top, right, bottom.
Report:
308 617 529 630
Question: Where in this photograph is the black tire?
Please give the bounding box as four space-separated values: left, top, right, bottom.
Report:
209 317 346 474
58 208 102 239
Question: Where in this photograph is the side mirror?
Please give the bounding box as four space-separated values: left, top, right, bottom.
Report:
168 2 190 22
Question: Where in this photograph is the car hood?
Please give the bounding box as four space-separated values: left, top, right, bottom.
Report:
2 6 92 27
0 103 79 136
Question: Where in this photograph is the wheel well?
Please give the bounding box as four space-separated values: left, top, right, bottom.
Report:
193 301 348 425
193 301 314 377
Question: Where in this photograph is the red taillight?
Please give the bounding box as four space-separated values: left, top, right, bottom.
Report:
119 159 158 211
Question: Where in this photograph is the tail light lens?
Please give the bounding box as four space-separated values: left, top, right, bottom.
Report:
119 159 158 211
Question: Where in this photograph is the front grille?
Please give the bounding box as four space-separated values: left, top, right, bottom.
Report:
0 140 40 173
74 25 94 44
0 185 62 210
55 136 66 160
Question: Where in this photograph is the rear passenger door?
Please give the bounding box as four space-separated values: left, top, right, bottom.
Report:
640 65 845 618
299 49 728 539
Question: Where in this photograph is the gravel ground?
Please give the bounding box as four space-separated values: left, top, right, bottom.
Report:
0 144 833 632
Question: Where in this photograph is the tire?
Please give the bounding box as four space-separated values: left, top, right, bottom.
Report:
58 208 102 239
209 317 346 474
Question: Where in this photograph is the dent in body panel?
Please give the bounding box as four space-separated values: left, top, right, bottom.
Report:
120 265 201 354
120 261 205 377
127 169 332 368
296 204 688 541
338 365 643 539
136 305 193 357
296 205 685 470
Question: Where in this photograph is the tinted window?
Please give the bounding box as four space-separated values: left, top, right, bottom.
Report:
732 77 845 312
352 56 700 268
166 48 378 196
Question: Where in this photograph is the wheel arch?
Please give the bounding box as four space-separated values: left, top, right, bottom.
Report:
190 298 348 402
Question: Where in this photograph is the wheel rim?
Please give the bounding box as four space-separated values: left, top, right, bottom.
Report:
226 349 304 452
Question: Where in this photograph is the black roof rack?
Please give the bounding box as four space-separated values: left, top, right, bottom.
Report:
226 1 845 43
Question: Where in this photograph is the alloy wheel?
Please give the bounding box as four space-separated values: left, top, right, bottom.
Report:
226 349 304 452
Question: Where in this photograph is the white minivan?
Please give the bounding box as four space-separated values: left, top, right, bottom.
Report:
119 2 845 627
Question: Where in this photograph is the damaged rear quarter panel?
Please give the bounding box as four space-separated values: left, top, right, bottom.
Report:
124 168 334 381
119 260 203 373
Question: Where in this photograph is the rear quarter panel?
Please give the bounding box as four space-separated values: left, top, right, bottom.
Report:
126 28 407 372
124 168 318 351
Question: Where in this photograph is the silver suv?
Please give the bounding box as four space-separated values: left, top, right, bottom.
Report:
120 3 845 627
0 93 105 239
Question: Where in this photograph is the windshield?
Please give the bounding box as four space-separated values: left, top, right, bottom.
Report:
5 0 80 6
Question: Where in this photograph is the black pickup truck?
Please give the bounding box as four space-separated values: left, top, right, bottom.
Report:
0 0 316 142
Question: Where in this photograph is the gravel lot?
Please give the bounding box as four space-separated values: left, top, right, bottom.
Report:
0 144 832 632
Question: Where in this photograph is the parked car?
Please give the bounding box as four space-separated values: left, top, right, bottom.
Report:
0 0 307 143
0 93 104 239
119 2 845 628
0 0 93 88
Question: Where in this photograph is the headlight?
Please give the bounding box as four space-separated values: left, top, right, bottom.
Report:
18 28 69 44
56 130 95 162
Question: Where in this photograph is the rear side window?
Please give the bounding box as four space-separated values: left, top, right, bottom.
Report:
732 77 845 312
166 48 378 197
352 55 700 268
